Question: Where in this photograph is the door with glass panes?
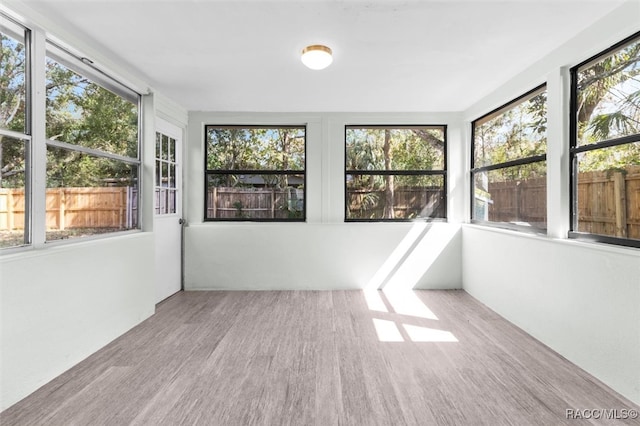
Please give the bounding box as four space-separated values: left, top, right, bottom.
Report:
154 119 183 303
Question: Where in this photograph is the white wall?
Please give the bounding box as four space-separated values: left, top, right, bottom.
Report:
0 234 156 410
0 3 190 412
463 227 640 404
462 1 640 405
185 222 461 290
185 112 464 290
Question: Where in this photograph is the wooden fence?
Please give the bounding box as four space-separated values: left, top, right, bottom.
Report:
484 166 640 239
575 166 640 239
347 187 445 219
0 187 137 231
207 187 304 219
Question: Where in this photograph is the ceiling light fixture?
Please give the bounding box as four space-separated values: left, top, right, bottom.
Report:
301 45 333 70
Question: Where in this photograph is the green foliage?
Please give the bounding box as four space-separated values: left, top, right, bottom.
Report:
1 32 27 188
346 127 444 172
2 36 139 189
44 59 138 187
206 127 305 172
576 37 640 171
474 91 547 172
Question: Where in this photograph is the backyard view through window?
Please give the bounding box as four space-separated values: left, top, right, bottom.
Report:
44 45 140 241
345 126 446 221
472 85 547 231
1 17 29 248
571 32 640 247
205 126 305 221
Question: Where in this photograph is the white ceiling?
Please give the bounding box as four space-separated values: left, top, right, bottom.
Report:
15 0 628 112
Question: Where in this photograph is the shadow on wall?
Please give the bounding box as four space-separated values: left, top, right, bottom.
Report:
365 222 461 291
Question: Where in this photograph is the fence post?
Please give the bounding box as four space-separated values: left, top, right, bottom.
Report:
515 181 521 222
271 189 275 219
119 187 125 229
613 171 627 238
212 187 217 219
59 188 66 231
7 190 14 230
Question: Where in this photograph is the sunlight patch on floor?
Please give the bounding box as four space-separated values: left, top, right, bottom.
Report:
402 324 458 342
382 289 438 320
372 318 404 342
363 289 388 313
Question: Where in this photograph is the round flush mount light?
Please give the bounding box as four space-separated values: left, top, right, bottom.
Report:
301 45 333 70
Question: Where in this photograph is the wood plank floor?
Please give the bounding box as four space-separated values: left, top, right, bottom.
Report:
2 290 638 425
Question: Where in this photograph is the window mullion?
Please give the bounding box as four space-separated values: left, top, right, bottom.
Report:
30 28 47 248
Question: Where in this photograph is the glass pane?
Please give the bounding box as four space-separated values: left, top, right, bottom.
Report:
346 126 445 171
155 160 161 186
46 146 138 241
1 19 26 133
346 174 445 220
156 132 161 158
473 162 547 229
0 135 28 248
168 137 175 162
161 134 169 160
206 173 304 220
576 37 640 146
168 189 176 214
474 90 547 167
169 164 176 189
206 126 305 171
154 188 160 214
575 143 640 240
45 57 138 158
161 162 168 187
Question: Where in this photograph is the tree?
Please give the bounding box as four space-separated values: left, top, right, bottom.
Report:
0 32 27 188
45 58 138 188
345 127 445 219
576 39 640 171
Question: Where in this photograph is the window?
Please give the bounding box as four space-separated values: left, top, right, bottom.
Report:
44 43 140 241
345 125 446 221
204 126 305 221
570 32 640 248
471 85 547 231
155 132 178 215
1 16 30 249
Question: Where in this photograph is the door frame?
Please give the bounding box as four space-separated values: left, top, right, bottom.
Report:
154 117 185 297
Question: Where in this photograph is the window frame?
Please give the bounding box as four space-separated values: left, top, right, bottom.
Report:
0 14 32 249
569 31 640 249
43 42 142 243
470 83 548 233
203 124 307 222
344 124 448 222
0 17 143 252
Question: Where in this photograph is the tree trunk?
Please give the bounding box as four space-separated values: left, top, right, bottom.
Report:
382 129 394 219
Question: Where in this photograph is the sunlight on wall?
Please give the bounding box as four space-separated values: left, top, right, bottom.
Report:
364 222 428 290
382 224 460 291
364 223 459 291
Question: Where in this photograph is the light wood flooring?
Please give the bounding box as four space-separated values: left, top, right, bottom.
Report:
2 290 639 425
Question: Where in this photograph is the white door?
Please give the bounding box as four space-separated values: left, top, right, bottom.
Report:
154 119 183 303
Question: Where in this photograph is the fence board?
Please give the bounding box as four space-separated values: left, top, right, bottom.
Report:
485 166 640 238
207 187 298 219
347 187 444 219
0 187 137 231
